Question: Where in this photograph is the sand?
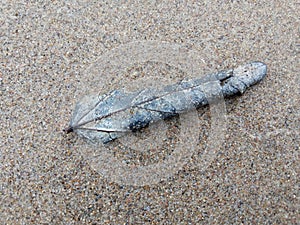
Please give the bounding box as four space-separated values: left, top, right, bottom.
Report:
0 1 299 224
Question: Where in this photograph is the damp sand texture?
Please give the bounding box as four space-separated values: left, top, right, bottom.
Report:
0 1 299 224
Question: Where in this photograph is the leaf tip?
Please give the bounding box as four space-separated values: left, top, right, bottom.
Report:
63 126 74 134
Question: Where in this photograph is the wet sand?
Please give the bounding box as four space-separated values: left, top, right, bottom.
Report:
0 1 299 224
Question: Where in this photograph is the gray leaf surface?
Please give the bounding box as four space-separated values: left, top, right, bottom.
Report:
64 61 267 144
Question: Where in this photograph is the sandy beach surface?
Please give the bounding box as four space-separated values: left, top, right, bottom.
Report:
1 1 299 224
